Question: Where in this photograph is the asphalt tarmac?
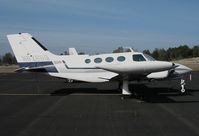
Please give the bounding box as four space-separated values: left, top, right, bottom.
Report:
0 72 199 136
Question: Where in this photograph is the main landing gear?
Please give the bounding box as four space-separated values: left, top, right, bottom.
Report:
120 80 141 100
121 80 131 95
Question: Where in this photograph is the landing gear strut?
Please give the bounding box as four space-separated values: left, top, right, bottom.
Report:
180 79 186 93
121 80 131 95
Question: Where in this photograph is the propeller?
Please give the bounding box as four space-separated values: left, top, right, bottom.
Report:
172 63 180 68
169 63 179 76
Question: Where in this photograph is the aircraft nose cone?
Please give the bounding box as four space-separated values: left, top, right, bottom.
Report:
184 66 192 73
174 63 192 75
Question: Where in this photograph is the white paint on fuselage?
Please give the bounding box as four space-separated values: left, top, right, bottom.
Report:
46 51 174 82
50 51 173 75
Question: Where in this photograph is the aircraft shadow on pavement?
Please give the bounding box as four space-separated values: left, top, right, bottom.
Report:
128 84 199 103
50 84 199 103
51 88 120 96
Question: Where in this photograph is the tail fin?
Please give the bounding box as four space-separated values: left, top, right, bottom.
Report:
7 33 51 65
7 33 55 70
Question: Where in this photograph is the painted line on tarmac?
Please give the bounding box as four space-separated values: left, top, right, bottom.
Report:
0 93 51 96
0 93 121 96
71 93 121 96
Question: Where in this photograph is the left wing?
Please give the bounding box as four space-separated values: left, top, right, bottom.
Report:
49 71 118 82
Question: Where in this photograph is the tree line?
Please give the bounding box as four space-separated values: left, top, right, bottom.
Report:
0 45 199 65
143 45 199 61
0 53 17 65
113 45 199 61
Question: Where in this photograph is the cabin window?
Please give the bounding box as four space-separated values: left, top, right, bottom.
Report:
94 58 102 63
85 59 91 64
117 56 125 62
133 54 146 61
105 57 114 62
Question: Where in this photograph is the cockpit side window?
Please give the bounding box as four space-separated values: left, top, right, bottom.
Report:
133 54 146 61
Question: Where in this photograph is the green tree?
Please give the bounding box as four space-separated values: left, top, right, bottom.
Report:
167 48 175 60
143 50 151 55
2 53 17 65
177 45 191 59
166 45 191 60
158 49 168 61
192 45 199 57
0 56 2 65
151 48 159 60
113 47 124 53
78 52 85 55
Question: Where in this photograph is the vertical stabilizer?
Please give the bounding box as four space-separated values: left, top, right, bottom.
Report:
7 33 51 64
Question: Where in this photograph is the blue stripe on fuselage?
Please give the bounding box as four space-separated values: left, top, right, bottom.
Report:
18 61 53 68
18 61 58 73
18 61 100 73
64 64 100 69
44 66 58 72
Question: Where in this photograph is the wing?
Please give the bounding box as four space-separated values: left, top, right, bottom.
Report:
49 71 118 82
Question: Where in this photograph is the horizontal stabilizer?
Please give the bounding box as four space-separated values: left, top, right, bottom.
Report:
15 65 58 73
15 67 26 73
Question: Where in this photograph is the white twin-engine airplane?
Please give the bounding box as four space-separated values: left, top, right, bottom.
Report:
7 33 192 95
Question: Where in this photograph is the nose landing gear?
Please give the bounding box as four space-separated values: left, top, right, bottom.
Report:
180 79 186 93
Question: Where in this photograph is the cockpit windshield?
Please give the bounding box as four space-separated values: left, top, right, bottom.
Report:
143 54 156 61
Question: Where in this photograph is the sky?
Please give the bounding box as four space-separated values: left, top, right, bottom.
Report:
0 0 199 55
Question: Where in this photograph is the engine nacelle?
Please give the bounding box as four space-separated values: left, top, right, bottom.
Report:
147 71 169 79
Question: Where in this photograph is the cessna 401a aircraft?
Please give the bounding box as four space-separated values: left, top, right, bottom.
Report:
7 33 192 95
